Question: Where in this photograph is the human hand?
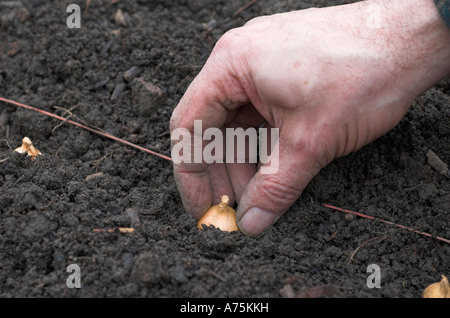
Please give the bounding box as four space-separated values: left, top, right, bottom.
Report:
170 0 450 236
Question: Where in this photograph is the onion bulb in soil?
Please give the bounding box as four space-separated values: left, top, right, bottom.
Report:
14 137 42 160
197 195 238 232
422 275 450 298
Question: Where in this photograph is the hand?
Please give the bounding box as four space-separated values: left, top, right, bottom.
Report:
170 0 450 236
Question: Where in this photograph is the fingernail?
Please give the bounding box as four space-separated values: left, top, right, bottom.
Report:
238 207 277 236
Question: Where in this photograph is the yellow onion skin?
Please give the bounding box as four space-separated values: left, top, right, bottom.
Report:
422 275 450 298
197 195 238 232
14 137 42 160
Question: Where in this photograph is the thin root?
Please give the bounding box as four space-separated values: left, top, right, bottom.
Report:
347 235 389 263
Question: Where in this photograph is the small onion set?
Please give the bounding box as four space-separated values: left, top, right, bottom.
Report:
422 275 450 298
14 137 41 160
197 195 239 232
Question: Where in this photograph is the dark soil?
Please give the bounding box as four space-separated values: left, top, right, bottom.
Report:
0 0 449 299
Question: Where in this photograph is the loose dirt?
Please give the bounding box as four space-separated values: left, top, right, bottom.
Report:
0 0 448 298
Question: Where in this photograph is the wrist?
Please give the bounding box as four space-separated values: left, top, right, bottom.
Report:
371 0 450 95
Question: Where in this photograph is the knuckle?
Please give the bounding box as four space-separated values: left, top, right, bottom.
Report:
214 28 242 51
211 28 250 65
286 130 331 168
285 133 316 159
259 174 301 209
244 15 271 27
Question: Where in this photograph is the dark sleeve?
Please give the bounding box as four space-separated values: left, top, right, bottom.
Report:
435 0 450 27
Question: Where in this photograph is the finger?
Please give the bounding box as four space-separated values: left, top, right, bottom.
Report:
226 162 257 204
170 41 251 219
236 136 322 236
222 122 257 204
208 162 235 206
224 104 266 203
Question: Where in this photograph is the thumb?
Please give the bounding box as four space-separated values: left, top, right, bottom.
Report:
236 137 322 236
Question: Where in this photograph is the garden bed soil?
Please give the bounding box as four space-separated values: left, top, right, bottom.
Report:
0 0 449 298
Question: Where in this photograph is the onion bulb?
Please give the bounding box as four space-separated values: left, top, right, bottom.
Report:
197 195 238 232
14 137 41 160
422 275 450 298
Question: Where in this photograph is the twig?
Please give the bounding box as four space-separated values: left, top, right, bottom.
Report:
327 230 339 241
158 130 170 138
426 149 449 177
54 104 102 132
322 203 450 244
38 196 56 212
0 138 12 150
85 0 91 13
92 149 119 172
0 139 12 162
347 235 389 263
0 97 172 161
233 0 257 16
52 106 75 132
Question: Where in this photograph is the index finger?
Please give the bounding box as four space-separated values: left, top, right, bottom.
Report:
170 38 251 218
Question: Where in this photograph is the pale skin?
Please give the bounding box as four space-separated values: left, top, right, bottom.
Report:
170 0 450 236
